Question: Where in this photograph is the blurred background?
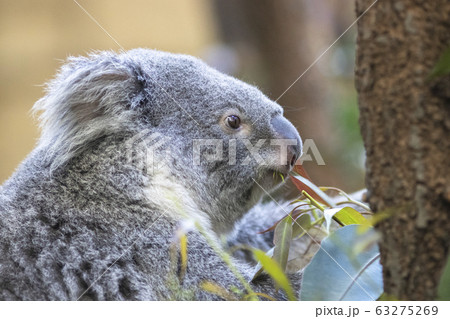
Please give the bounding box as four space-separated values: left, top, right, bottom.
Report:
0 0 364 192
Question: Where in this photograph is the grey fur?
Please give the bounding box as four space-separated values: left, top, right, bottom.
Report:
0 49 302 300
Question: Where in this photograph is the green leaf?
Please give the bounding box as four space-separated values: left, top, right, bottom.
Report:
179 233 188 280
334 207 370 226
273 215 293 272
300 225 383 301
251 247 273 281
324 208 344 232
242 292 277 301
252 249 296 301
292 213 312 238
200 281 238 301
323 207 370 233
429 46 450 78
438 255 450 300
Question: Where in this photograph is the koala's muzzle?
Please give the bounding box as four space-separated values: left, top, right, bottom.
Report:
270 116 302 171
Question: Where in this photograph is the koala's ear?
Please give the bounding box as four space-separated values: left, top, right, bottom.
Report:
33 51 150 170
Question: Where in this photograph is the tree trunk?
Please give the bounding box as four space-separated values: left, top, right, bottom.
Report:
355 0 450 300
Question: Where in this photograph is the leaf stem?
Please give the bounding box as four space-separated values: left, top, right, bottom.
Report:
336 200 371 212
302 190 326 212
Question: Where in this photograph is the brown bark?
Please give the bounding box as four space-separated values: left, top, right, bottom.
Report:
355 0 450 300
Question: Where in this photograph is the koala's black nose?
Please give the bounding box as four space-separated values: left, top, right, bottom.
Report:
270 115 302 170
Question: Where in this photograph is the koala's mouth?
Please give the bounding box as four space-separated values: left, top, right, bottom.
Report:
259 167 290 189
248 168 289 205
253 156 297 192
266 162 294 179
268 169 288 182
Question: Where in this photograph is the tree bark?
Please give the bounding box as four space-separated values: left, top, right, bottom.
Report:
355 0 450 300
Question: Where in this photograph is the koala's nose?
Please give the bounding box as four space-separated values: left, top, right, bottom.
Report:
270 115 302 170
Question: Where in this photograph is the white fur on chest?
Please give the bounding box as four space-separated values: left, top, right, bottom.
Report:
144 165 212 232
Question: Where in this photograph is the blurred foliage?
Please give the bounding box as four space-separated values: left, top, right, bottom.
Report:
332 88 365 181
301 225 383 301
429 46 450 78
438 255 450 300
249 166 383 301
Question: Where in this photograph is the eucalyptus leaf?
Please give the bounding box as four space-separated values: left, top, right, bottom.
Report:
252 248 296 301
334 207 370 227
324 207 370 233
179 233 188 280
300 225 383 301
251 247 274 281
292 213 312 238
438 254 450 300
273 215 293 272
323 208 342 233
429 46 450 78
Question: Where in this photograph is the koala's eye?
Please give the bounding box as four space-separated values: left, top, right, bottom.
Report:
225 115 241 129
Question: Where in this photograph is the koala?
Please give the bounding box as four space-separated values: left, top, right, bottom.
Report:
0 49 302 300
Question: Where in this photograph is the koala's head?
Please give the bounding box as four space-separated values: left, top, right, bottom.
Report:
34 49 301 233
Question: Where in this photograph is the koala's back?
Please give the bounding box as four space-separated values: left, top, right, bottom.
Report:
0 141 168 300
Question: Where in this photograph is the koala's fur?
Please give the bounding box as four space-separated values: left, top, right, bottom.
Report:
0 49 302 300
